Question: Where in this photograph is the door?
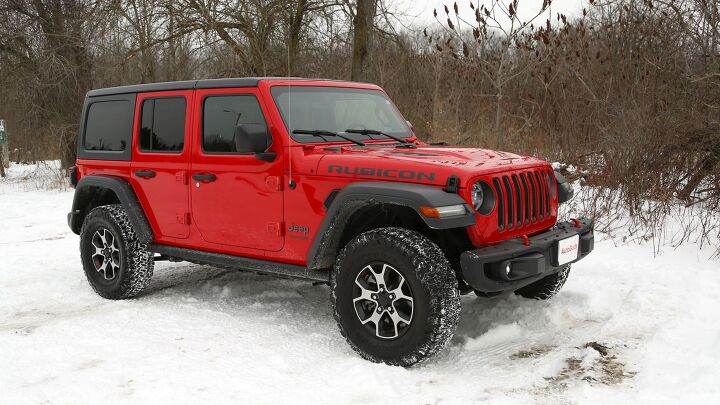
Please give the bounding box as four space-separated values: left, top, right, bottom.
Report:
131 91 192 239
190 88 284 251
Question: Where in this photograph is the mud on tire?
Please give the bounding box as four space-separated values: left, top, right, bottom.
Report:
331 227 460 367
80 204 154 299
514 265 571 300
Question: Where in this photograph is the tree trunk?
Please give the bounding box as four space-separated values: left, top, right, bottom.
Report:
351 0 377 82
31 0 93 169
168 2 177 81
288 0 307 75
495 49 508 150
495 90 504 150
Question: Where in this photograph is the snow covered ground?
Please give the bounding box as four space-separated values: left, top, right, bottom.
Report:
1 162 719 405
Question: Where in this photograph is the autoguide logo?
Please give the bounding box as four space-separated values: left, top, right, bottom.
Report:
327 165 436 182
561 242 578 254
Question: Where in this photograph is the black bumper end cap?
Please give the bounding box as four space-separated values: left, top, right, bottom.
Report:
67 210 81 235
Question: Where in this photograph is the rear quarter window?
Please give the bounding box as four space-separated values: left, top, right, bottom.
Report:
77 93 136 161
84 101 132 151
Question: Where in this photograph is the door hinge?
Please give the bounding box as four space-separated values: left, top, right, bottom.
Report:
177 213 191 225
176 171 188 185
267 222 284 237
265 176 282 192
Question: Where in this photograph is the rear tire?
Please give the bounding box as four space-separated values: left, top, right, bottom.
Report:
514 265 571 300
80 204 154 299
331 227 460 367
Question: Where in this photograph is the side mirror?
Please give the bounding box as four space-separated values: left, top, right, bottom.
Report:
234 123 274 160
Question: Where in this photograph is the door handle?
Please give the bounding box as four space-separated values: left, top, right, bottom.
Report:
192 173 217 182
135 169 156 178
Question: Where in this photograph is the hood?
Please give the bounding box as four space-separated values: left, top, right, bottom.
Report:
314 145 549 187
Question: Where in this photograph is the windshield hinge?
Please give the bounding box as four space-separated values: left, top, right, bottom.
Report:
444 175 460 193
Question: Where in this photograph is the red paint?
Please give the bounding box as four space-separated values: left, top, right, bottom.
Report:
75 79 559 265
131 90 194 239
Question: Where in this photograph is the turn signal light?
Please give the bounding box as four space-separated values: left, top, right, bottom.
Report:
419 204 466 218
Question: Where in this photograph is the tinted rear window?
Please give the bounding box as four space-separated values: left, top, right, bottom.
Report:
84 100 132 151
140 97 186 152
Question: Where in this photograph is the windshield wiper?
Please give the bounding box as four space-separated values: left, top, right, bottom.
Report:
292 129 366 146
345 128 410 144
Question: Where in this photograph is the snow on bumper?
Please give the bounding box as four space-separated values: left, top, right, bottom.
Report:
460 218 594 294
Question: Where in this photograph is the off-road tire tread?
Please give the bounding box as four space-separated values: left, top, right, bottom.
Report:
80 204 154 299
514 265 571 300
331 227 460 367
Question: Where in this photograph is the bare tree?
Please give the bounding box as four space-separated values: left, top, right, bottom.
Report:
0 0 98 168
351 0 377 81
430 0 552 149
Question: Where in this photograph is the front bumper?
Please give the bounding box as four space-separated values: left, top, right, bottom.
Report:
460 218 594 294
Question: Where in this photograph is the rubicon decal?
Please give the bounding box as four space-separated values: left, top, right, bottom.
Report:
328 165 436 181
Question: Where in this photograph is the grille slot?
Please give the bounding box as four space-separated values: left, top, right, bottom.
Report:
511 174 522 227
534 171 545 220
493 178 505 231
493 169 553 232
502 176 514 230
519 173 530 224
528 172 537 222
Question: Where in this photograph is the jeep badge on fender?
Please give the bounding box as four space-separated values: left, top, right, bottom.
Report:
67 78 594 367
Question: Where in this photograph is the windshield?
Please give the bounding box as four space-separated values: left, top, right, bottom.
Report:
271 86 412 144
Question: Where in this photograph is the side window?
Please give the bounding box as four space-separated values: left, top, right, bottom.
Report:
84 100 132 151
203 95 267 153
139 97 186 152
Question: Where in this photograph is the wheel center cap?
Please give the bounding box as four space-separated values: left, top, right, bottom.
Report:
376 291 392 308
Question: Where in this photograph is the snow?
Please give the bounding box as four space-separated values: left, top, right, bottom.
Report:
2 162 720 404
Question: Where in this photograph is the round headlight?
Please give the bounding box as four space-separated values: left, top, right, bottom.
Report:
470 180 496 215
471 181 484 211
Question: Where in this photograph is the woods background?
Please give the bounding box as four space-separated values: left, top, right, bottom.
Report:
0 0 718 248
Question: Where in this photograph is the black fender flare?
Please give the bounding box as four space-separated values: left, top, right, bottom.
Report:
67 175 154 244
555 171 574 203
306 182 475 270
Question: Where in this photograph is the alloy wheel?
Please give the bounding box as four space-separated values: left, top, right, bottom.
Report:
353 263 414 339
90 228 121 280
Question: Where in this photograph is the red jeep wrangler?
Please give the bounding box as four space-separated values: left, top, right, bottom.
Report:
67 78 593 366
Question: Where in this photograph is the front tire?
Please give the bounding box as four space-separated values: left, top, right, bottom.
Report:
331 227 460 367
80 204 154 299
514 265 571 300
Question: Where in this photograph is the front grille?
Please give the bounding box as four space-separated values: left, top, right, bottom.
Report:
494 168 553 232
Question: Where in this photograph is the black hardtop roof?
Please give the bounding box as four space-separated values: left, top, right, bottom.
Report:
86 77 351 97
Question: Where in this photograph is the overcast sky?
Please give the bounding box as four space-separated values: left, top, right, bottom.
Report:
396 0 587 29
